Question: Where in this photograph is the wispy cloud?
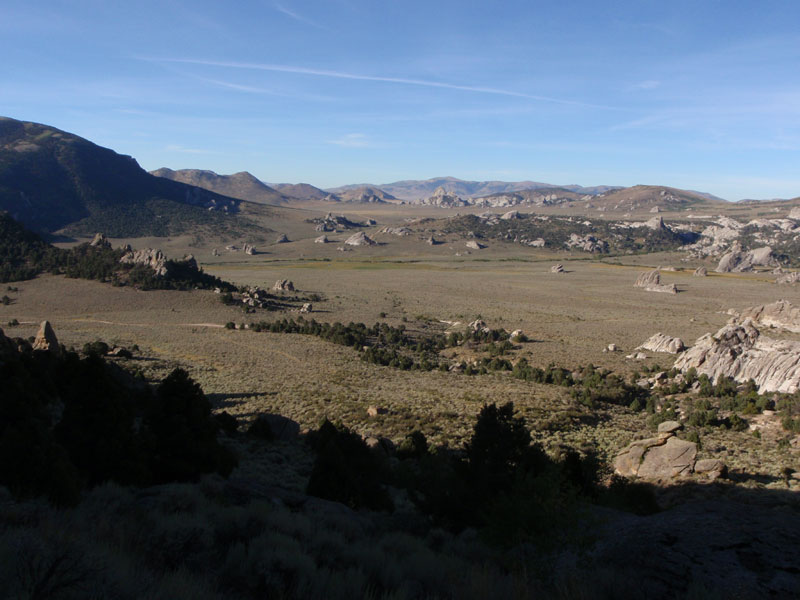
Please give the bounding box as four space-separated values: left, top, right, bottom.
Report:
273 2 325 29
629 80 661 90
145 57 613 109
327 133 370 147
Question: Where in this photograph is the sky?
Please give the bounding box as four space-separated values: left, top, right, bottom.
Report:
1 0 799 200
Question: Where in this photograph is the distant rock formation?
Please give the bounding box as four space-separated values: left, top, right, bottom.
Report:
420 186 468 207
313 213 363 232
644 216 667 231
273 279 295 292
550 263 565 273
345 231 376 246
637 333 685 354
693 266 707 277
674 319 800 393
379 226 411 236
500 210 521 220
565 233 608 253
715 245 777 272
32 320 61 356
243 243 256 255
314 235 329 244
89 232 111 248
634 270 677 294
465 240 485 250
120 248 169 277
426 235 440 245
738 300 800 333
275 233 290 244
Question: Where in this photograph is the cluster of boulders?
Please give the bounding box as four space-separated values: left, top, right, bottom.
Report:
241 287 274 308
614 421 725 481
634 269 677 294
119 248 170 277
378 226 411 236
565 233 608 253
273 279 295 292
715 243 777 273
312 213 363 232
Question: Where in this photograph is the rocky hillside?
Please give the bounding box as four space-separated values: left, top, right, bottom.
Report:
151 168 289 205
331 185 396 203
585 185 726 214
0 117 245 236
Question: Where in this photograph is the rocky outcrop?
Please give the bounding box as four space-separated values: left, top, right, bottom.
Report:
243 243 256 255
300 303 312 313
739 300 800 333
32 320 61 356
643 216 667 231
550 263 565 273
634 270 677 294
90 232 111 248
500 210 521 220
465 240 485 250
426 235 440 245
120 248 169 277
378 226 411 236
693 266 707 277
673 319 800 393
637 333 685 354
275 234 290 244
715 245 777 272
273 279 295 292
314 235 329 244
419 186 468 207
313 213 362 232
614 421 723 481
776 271 800 285
345 231 376 246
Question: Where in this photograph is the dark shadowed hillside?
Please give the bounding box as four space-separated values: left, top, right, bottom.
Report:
0 117 247 236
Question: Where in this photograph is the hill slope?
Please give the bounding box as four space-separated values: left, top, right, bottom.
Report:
271 182 330 201
0 117 245 236
151 168 290 205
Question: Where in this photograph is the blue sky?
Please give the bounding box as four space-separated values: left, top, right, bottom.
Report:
2 0 799 199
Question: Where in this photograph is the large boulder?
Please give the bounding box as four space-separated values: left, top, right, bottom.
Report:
344 231 377 246
273 279 295 292
693 266 708 277
89 232 111 248
637 333 685 354
715 246 777 273
465 240 485 250
614 423 708 480
32 320 61 356
634 270 677 294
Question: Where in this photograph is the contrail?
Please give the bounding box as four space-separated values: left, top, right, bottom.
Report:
147 57 611 109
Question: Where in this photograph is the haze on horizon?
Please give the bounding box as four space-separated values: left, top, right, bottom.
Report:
1 0 798 201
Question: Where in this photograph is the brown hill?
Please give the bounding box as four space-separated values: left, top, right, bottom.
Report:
151 168 289 205
334 186 396 203
586 185 727 214
271 182 330 201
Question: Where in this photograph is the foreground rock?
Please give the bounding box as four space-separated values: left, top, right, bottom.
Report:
637 333 685 354
674 319 800 393
634 270 677 294
32 321 61 356
614 421 723 480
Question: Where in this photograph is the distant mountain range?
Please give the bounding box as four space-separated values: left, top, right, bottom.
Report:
328 177 621 201
0 117 245 237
